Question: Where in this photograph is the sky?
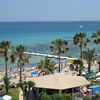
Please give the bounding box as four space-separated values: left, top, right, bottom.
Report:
0 0 100 22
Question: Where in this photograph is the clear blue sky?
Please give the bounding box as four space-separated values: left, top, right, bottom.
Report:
0 0 100 21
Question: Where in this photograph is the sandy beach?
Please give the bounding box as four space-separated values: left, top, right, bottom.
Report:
0 61 99 85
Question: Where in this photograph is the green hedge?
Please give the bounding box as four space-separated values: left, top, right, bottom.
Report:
40 92 71 100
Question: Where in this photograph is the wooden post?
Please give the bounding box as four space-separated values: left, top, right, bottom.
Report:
72 88 74 99
37 88 39 93
59 90 62 94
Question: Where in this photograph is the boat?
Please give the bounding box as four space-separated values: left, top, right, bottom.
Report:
79 25 83 28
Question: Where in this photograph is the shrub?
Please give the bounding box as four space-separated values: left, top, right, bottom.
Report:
39 91 47 98
39 92 51 100
83 95 92 100
41 95 51 100
0 84 4 90
63 93 71 100
52 93 65 100
92 93 100 100
39 92 72 100
0 90 6 96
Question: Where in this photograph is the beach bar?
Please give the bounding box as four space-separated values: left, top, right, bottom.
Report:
27 74 90 95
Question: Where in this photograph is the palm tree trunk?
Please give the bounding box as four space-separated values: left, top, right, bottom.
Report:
79 69 81 76
79 46 83 76
97 45 100 71
88 63 91 74
19 63 22 82
5 55 8 94
6 83 8 94
98 61 100 71
5 61 8 77
80 46 83 62
76 65 78 71
79 65 82 76
58 54 60 73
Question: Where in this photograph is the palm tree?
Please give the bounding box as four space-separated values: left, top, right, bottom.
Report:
92 30 100 44
73 33 89 75
17 81 35 100
92 30 100 70
3 76 10 94
82 48 97 74
11 48 31 82
37 58 55 75
10 50 17 64
0 49 3 58
73 33 90 61
27 81 35 91
17 81 27 100
50 39 69 73
15 45 29 82
96 56 100 70
73 59 83 75
0 41 12 77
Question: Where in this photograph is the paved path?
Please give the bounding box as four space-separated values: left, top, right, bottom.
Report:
19 88 23 100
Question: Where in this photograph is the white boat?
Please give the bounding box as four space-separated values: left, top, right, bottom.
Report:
79 25 83 28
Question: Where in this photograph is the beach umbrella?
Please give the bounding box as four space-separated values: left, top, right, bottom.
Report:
22 75 27 78
66 58 75 62
90 68 97 72
82 72 86 75
2 95 12 100
83 61 87 64
21 65 27 68
30 64 36 67
96 77 100 81
96 72 100 77
21 73 26 76
83 74 93 78
31 72 38 75
53 72 65 75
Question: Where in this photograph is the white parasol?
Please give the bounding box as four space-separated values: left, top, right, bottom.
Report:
96 72 100 77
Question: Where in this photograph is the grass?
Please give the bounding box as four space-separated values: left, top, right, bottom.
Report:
8 88 19 100
87 78 100 87
88 82 100 87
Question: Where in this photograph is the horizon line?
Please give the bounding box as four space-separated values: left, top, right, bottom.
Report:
0 20 100 23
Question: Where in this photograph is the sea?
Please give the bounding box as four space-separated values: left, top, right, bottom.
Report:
0 21 100 69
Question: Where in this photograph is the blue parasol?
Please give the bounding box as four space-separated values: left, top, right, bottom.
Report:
22 76 27 78
30 64 36 67
21 65 27 68
31 72 38 75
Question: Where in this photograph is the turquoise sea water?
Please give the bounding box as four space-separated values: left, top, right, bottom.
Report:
0 21 100 68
